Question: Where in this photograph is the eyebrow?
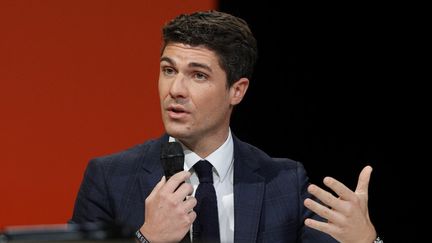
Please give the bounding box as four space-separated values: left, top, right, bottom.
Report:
188 62 212 73
160 56 212 73
160 56 174 65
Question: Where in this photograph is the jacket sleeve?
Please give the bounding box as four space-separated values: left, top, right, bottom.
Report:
296 162 338 243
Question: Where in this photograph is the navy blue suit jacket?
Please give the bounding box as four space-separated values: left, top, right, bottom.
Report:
71 134 337 242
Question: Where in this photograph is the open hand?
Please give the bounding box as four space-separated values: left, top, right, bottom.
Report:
304 165 377 243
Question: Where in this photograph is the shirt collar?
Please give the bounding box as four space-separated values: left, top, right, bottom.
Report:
169 129 234 183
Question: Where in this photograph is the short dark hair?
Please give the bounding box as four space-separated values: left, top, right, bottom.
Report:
162 10 258 87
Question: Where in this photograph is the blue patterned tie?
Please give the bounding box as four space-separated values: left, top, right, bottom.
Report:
193 160 220 243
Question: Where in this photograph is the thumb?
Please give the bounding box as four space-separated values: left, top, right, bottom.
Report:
355 165 373 194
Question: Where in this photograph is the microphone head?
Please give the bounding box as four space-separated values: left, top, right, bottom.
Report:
160 141 184 159
160 141 184 180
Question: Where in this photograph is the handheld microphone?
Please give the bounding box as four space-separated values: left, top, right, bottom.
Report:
160 141 185 181
160 141 190 243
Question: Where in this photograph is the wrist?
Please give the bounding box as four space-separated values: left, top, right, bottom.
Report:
136 228 151 243
365 226 378 243
373 236 383 243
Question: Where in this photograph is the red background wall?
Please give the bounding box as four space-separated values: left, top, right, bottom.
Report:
0 0 215 228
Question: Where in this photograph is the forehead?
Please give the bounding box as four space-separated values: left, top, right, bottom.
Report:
161 43 221 67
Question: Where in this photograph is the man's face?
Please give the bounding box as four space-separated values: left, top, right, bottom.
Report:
159 43 245 147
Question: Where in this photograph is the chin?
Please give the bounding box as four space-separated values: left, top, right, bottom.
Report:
164 123 191 139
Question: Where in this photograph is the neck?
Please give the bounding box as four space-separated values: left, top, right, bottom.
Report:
180 127 230 158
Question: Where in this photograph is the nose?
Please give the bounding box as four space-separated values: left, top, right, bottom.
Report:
169 74 188 100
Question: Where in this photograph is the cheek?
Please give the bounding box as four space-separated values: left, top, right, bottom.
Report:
201 95 229 118
158 80 169 100
191 85 231 118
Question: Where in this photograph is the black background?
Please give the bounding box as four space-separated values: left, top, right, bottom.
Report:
220 1 421 241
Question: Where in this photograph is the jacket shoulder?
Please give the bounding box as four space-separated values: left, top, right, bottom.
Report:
88 137 160 169
234 137 304 171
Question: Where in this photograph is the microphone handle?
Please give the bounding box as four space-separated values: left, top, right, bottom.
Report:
162 157 184 181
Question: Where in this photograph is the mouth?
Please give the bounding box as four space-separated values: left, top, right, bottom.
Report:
166 105 189 119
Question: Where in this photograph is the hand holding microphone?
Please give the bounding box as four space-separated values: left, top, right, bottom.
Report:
139 142 197 243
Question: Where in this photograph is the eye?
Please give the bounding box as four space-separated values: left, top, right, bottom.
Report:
162 67 176 76
194 72 208 81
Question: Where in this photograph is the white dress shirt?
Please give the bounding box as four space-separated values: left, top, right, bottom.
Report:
169 129 234 243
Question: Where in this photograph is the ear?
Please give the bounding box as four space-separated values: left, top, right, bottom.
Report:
229 78 249 105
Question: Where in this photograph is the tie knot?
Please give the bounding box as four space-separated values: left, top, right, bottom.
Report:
194 160 213 183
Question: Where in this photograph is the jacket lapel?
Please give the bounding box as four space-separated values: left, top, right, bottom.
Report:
138 135 168 203
118 135 167 227
233 137 265 243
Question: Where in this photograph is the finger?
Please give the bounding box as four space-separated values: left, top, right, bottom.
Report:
187 210 197 224
161 171 191 194
323 176 357 202
172 182 194 202
147 176 166 199
182 196 197 213
304 198 344 224
304 218 336 236
307 184 344 212
355 165 373 194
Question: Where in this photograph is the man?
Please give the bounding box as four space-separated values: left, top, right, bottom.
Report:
71 10 378 243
